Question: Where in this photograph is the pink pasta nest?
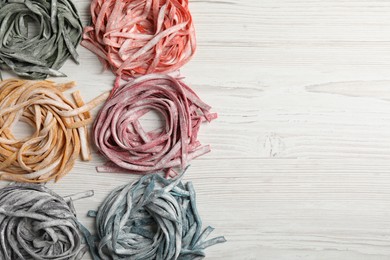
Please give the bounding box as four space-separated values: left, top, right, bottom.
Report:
93 74 217 177
82 0 196 78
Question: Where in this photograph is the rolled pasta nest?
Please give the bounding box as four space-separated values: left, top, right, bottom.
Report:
84 170 226 259
93 74 217 177
0 79 109 183
82 0 196 78
0 183 87 260
0 0 83 79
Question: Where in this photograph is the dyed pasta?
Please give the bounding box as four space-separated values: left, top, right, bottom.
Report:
0 0 82 79
83 170 226 259
0 79 109 183
0 183 88 260
93 74 217 177
82 0 196 78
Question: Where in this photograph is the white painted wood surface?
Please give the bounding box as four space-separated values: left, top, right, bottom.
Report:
3 0 390 259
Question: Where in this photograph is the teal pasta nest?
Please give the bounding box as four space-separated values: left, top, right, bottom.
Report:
0 0 82 79
84 171 226 259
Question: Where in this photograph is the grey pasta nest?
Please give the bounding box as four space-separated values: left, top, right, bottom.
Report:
84 171 226 260
0 0 82 79
0 183 86 260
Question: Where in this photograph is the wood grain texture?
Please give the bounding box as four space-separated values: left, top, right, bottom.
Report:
2 0 390 259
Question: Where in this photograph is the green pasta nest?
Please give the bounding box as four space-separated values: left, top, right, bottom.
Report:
0 0 82 79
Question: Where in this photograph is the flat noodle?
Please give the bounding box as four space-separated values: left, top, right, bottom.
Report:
0 183 90 260
93 74 217 177
0 79 109 183
0 0 83 79
82 0 196 78
82 170 226 260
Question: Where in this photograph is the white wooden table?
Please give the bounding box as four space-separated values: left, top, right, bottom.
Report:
3 0 390 259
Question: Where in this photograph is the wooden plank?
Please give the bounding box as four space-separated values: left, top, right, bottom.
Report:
11 158 390 259
2 0 390 259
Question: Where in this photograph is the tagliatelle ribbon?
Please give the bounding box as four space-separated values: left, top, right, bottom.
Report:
93 74 217 177
0 79 109 183
0 0 83 79
0 183 94 260
82 0 196 78
82 169 226 260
